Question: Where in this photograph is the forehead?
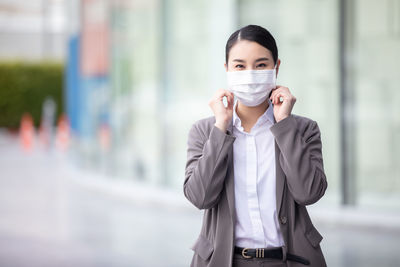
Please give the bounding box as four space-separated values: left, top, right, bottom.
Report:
229 40 273 61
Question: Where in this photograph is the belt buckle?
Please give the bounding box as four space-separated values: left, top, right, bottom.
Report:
256 248 265 258
242 248 252 259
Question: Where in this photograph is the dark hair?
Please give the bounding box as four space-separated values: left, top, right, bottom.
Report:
225 25 278 65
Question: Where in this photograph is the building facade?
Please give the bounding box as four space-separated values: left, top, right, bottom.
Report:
66 0 400 211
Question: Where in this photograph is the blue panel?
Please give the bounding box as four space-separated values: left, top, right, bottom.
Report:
79 76 109 139
66 35 81 134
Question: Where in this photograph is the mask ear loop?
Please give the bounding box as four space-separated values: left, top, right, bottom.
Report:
269 62 278 103
273 61 278 71
273 61 278 79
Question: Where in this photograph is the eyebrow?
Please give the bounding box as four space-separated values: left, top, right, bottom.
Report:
232 57 270 63
255 57 270 62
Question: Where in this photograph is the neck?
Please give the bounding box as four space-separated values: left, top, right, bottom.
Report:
236 100 269 125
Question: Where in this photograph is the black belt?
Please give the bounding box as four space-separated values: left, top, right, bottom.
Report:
234 246 310 265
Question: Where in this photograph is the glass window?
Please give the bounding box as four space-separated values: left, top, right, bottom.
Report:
238 0 341 205
353 0 400 211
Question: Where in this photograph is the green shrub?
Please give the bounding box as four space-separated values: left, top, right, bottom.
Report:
0 61 64 129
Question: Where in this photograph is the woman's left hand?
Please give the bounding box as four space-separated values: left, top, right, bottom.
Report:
269 86 297 123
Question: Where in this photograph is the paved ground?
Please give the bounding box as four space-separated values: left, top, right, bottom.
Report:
0 133 399 267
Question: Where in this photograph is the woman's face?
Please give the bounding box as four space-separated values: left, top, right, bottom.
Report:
225 40 280 72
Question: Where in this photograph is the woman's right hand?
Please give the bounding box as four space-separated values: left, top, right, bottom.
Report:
208 89 234 133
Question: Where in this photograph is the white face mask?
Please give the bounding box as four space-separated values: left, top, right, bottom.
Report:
227 68 277 107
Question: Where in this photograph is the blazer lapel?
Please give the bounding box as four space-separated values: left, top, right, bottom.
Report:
272 108 286 215
224 119 236 224
274 141 285 214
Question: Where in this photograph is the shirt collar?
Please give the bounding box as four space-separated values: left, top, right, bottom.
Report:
232 99 275 129
232 100 241 128
265 98 275 123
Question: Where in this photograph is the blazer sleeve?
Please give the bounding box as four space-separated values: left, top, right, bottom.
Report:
183 122 236 210
270 115 328 206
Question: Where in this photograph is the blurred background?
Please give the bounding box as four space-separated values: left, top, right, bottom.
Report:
0 0 399 266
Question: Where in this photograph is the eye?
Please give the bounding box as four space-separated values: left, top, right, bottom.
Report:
235 64 245 69
256 63 267 68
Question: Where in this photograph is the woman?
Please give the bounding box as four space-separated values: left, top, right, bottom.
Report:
184 25 327 267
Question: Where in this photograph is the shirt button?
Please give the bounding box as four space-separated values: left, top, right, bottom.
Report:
280 216 287 225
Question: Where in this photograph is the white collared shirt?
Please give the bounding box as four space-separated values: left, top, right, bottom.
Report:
232 99 285 248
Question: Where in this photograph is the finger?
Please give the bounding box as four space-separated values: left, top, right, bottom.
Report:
269 91 275 103
272 92 280 104
219 92 231 107
215 89 227 99
271 86 286 95
273 93 280 105
229 94 235 107
271 88 288 104
227 94 234 105
227 95 234 110
270 87 282 100
272 86 288 96
275 85 289 91
271 85 280 92
216 89 232 101
274 92 289 104
223 89 235 99
270 91 280 104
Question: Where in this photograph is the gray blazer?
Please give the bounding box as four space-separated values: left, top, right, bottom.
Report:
184 114 328 267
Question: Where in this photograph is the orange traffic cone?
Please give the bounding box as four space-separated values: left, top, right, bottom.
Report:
55 114 70 152
19 113 35 152
38 120 50 149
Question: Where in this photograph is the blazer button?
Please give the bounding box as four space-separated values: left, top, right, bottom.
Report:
280 216 287 225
